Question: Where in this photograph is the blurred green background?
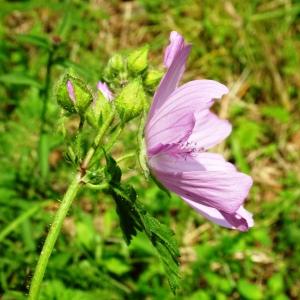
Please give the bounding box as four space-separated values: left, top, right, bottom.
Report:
1 0 300 299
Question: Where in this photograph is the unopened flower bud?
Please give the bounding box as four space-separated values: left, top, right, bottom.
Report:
97 81 114 101
56 74 93 115
67 80 76 102
57 75 76 113
115 79 146 122
127 46 149 74
108 53 125 73
86 82 114 128
144 69 164 88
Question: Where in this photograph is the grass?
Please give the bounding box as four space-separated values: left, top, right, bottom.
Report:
0 0 300 299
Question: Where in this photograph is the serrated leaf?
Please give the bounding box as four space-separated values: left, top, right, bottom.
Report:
155 241 180 292
140 208 180 292
113 186 143 244
104 154 122 185
142 213 179 259
150 173 171 198
111 182 180 292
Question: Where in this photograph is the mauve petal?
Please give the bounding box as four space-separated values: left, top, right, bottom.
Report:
149 152 253 214
187 111 232 150
97 81 113 101
146 111 195 156
67 80 75 103
146 80 228 154
148 142 187 157
153 80 228 121
221 209 253 232
182 198 254 231
147 44 191 121
149 152 235 172
164 31 185 68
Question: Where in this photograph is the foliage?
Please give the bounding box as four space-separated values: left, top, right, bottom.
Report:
104 154 180 292
0 0 300 299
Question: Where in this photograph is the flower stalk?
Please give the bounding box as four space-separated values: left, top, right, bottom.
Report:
28 176 81 300
29 110 116 300
81 109 115 172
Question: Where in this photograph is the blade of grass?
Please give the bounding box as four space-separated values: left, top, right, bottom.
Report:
0 201 51 243
251 4 300 22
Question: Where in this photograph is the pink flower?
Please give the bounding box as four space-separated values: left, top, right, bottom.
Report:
145 32 253 231
164 31 186 68
97 81 114 101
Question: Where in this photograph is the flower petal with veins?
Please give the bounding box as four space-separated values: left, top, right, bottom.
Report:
145 31 253 231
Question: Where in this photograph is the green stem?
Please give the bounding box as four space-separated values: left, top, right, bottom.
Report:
78 115 85 131
29 112 115 300
105 125 123 153
137 112 149 178
116 152 136 163
86 182 109 191
29 176 81 300
38 50 53 180
81 110 115 171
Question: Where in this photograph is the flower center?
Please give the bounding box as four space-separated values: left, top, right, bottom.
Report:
178 140 205 155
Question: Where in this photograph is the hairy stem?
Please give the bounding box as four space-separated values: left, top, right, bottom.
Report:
28 176 81 300
29 111 115 300
116 152 136 163
81 110 115 171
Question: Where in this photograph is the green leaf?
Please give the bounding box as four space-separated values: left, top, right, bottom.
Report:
190 291 211 300
15 34 51 49
273 295 290 300
0 73 42 88
104 154 122 185
261 105 290 123
104 258 130 276
150 174 171 198
113 185 143 244
111 182 180 293
267 273 284 294
76 220 95 251
237 279 263 300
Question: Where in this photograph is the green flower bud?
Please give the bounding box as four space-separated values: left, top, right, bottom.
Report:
56 74 93 115
127 46 149 74
109 53 125 72
72 78 93 115
86 93 113 128
85 106 98 128
144 69 164 87
115 79 146 122
56 75 76 113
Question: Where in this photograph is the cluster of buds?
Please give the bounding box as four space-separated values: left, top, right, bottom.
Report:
56 45 164 125
104 46 163 91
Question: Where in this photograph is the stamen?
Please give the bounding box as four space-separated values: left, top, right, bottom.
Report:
178 140 205 155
